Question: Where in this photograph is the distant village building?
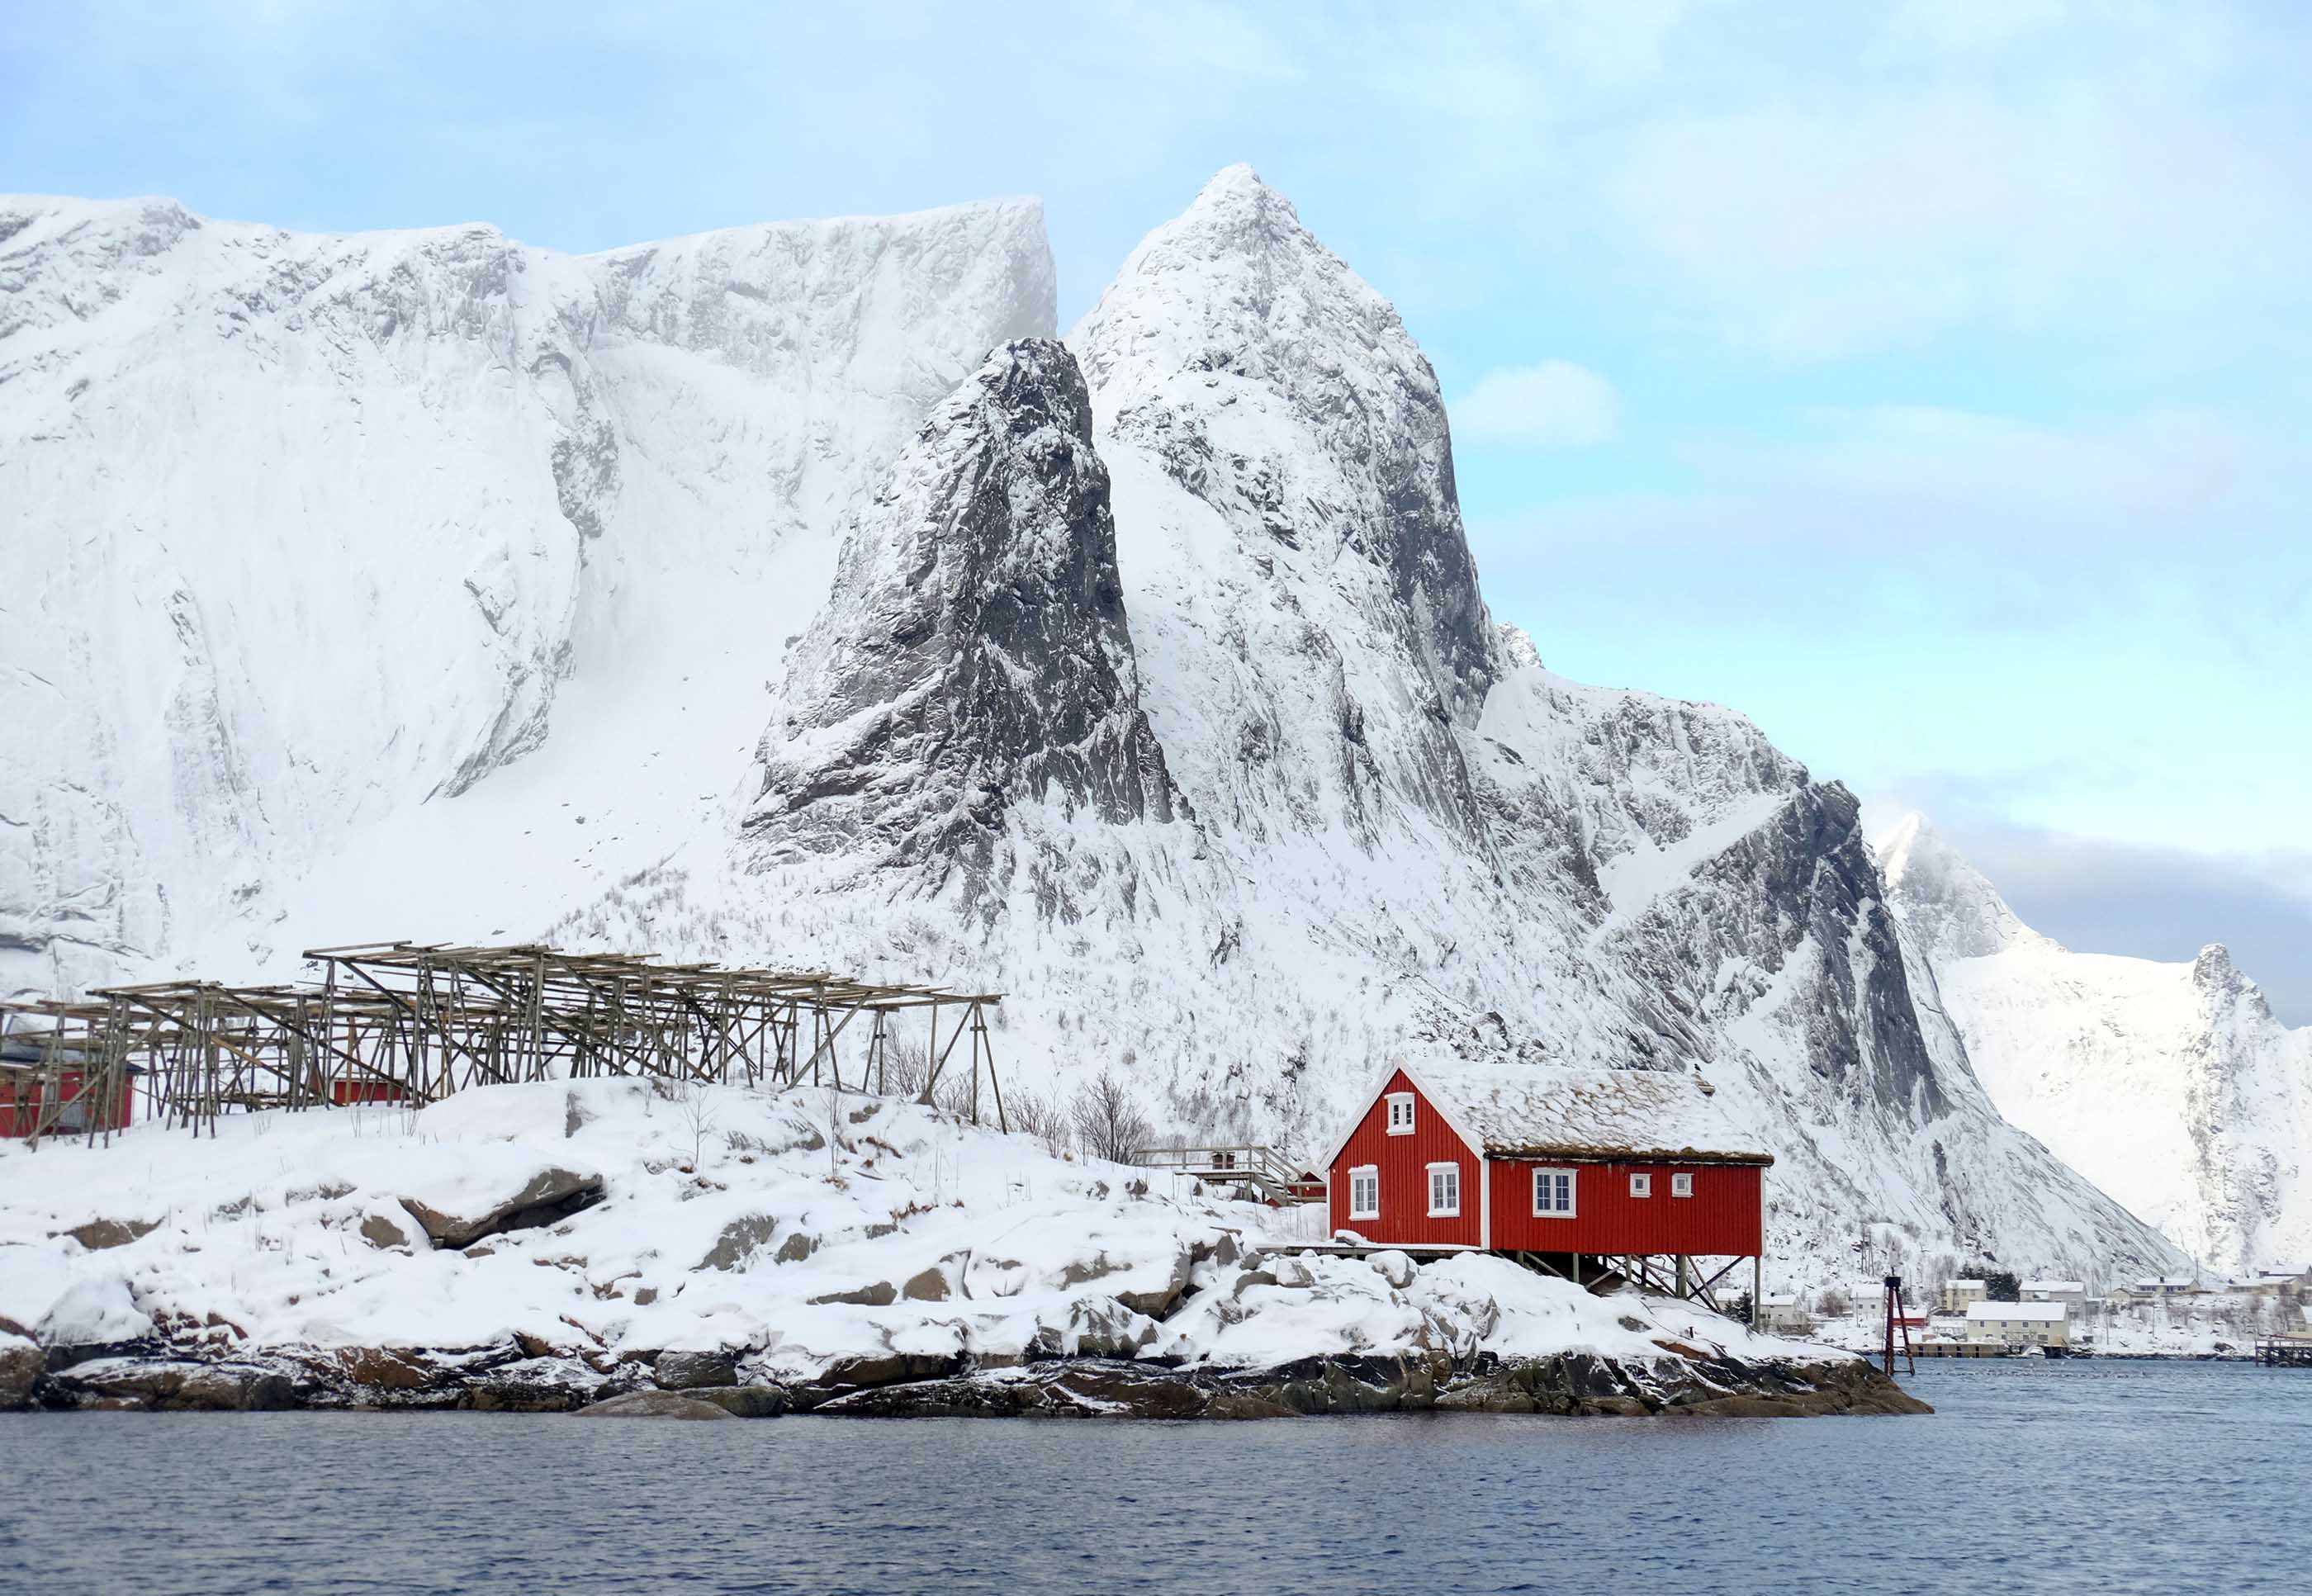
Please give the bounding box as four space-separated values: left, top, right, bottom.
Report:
2112 1276 2202 1305
1966 1300 2071 1348
1323 1062 1770 1302
2022 1280 2087 1305
2247 1269 2310 1295
1755 1293 1809 1333
1942 1278 1987 1313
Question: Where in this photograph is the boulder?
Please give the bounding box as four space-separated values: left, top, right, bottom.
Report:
1111 1244 1196 1319
690 1384 789 1418
654 1349 738 1390
1369 1250 1417 1290
64 1218 159 1253
359 1211 419 1251
699 1215 779 1272
575 1390 732 1421
0 1333 42 1409
808 1281 898 1308
400 1167 603 1249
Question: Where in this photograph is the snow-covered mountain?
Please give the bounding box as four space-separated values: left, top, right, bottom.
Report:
4 171 2188 1285
1 192 1053 995
1875 813 2312 1274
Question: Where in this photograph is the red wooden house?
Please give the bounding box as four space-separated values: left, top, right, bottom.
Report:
1321 1060 1772 1306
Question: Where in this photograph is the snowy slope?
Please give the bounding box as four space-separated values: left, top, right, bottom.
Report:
1875 813 2312 1272
1 192 1053 995
4 173 2190 1287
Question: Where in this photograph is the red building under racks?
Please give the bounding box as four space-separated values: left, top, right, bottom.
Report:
1320 1060 1773 1306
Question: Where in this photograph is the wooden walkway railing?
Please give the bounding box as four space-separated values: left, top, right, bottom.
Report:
1131 1144 1324 1205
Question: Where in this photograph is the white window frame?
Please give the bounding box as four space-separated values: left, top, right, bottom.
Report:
1670 1172 1694 1199
1629 1172 1653 1199
1426 1162 1462 1218
1348 1164 1381 1222
1385 1092 1416 1136
1532 1165 1577 1218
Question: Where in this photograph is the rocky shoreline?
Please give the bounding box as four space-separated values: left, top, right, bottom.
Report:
4 1333 1926 1419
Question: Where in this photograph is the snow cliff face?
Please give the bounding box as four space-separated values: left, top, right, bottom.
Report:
745 337 1182 913
0 192 1054 993
1876 814 2312 1272
7 173 2189 1286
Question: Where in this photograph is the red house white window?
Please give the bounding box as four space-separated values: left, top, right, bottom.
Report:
1671 1172 1694 1198
1427 1163 1461 1217
1386 1093 1415 1135
1533 1167 1575 1216
1630 1172 1653 1198
1348 1165 1381 1221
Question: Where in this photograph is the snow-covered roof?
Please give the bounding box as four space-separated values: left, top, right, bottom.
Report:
1947 1278 1987 1289
1966 1300 2068 1322
1760 1293 1799 1307
1329 1060 1772 1172
2022 1280 2085 1292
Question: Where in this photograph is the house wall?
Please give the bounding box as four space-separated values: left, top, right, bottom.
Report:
1966 1314 2071 1347
0 1071 135 1138
1326 1069 1481 1248
1486 1158 1762 1256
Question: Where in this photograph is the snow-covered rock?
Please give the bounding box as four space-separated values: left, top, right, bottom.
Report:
1876 813 2312 1273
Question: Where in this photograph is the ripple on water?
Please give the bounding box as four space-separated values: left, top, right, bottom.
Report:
2 1361 2309 1594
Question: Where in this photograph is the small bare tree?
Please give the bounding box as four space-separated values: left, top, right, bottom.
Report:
1071 1070 1153 1165
680 1083 719 1170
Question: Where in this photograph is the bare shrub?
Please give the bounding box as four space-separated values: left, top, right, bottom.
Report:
1071 1070 1154 1165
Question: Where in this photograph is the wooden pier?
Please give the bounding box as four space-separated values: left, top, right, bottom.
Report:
2254 1333 2312 1366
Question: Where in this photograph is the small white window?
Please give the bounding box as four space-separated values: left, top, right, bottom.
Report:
1427 1163 1461 1217
1385 1092 1416 1135
1533 1167 1576 1217
1348 1165 1380 1221
1629 1172 1653 1199
1671 1172 1694 1198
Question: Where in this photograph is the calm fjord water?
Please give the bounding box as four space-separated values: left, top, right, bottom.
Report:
3 1360 2305 1594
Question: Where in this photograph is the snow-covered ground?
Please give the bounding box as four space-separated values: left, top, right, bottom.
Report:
0 1082 1826 1386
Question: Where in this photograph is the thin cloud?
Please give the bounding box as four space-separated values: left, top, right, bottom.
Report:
1452 360 1623 448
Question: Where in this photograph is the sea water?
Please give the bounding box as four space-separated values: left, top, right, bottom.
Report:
3 1359 2304 1594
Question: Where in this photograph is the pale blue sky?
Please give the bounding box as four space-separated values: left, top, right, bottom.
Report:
7 2 2307 1016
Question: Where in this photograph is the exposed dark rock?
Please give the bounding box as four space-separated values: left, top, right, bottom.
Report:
654 1349 738 1390
0 1336 42 1409
400 1167 604 1249
810 1350 1926 1421
52 1357 296 1412
808 1281 898 1307
359 1210 419 1251
746 338 1187 916
689 1384 789 1418
576 1390 732 1421
64 1217 159 1252
699 1214 779 1272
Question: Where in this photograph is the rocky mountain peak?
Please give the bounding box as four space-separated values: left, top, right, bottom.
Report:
745 337 1183 914
1870 809 2044 962
1069 167 1495 837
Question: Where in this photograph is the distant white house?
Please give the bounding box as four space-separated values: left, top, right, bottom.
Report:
2247 1269 2310 1295
2022 1279 2087 1305
1756 1293 1809 1333
1966 1300 2071 1347
2111 1276 2201 1305
1942 1278 1987 1313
